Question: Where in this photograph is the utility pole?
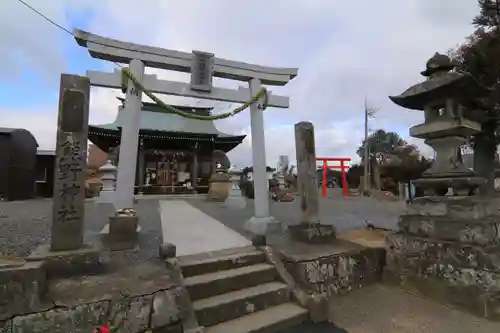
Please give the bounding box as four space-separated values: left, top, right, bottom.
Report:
363 98 369 195
363 97 378 196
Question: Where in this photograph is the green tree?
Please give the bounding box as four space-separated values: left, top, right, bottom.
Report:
356 129 406 164
356 129 410 190
449 0 500 194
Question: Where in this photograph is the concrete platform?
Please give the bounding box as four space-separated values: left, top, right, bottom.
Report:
159 200 250 256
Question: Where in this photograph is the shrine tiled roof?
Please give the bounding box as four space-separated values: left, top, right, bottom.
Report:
90 100 243 138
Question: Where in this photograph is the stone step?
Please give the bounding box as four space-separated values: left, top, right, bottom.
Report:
184 263 276 301
179 248 265 278
194 282 290 327
205 302 308 333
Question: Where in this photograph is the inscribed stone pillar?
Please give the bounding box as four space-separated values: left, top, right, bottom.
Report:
50 74 90 252
115 59 145 209
294 122 320 224
286 121 336 244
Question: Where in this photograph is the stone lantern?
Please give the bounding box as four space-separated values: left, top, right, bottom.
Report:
384 53 500 319
98 161 117 204
389 53 490 196
225 165 246 208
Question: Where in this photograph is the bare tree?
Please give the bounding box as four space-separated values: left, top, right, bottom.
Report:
363 97 379 195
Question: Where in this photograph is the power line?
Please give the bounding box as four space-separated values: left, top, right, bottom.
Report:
16 0 74 36
14 0 123 68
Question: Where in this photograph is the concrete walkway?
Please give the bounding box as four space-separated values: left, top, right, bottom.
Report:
159 200 250 256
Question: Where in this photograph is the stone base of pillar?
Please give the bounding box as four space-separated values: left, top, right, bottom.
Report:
26 244 102 279
100 216 141 251
97 190 116 204
244 215 282 235
287 223 337 244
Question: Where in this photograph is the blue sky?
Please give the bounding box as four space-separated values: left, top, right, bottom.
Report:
0 0 478 167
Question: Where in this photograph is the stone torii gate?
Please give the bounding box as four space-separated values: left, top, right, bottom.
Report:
74 29 298 234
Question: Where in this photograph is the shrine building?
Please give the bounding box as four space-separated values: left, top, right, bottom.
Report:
88 98 245 195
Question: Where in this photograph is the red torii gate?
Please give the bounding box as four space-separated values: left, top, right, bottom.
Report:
316 157 351 197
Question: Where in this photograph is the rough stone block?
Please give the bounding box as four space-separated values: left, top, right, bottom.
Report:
26 244 102 279
283 247 384 295
159 243 177 259
387 232 500 272
398 215 500 245
108 295 152 332
406 196 497 220
385 253 500 293
0 320 12 333
0 262 49 320
151 287 191 329
287 224 336 244
11 301 109 333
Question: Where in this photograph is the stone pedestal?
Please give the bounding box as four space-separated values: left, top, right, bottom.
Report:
384 196 500 320
26 245 102 279
101 215 140 251
287 223 337 244
208 172 231 202
98 161 117 204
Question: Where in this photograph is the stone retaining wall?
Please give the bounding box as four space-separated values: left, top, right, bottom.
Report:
278 240 385 297
0 263 190 333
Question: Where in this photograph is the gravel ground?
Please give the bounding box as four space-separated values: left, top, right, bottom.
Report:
329 284 500 333
187 188 405 240
0 190 403 258
0 199 163 263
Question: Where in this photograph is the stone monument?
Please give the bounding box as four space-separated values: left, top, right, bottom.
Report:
385 53 499 319
287 122 336 243
27 74 100 277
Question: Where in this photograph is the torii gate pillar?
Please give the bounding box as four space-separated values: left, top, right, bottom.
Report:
244 79 282 235
115 59 145 209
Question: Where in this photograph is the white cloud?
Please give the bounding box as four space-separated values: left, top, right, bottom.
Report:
0 0 479 167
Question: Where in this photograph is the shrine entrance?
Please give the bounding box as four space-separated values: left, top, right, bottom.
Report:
75 29 298 233
316 157 351 197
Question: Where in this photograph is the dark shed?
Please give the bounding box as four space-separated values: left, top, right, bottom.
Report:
0 128 38 201
35 150 56 198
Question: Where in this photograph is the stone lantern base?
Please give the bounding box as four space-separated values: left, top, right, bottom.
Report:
413 176 486 196
384 195 500 320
